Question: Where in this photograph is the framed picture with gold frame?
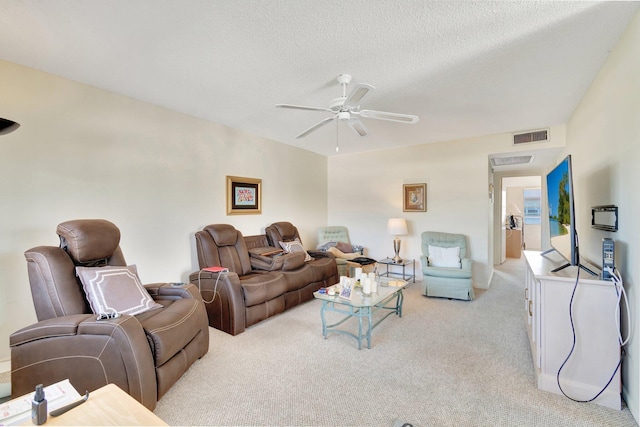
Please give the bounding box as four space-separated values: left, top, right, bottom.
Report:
403 183 426 212
226 176 262 215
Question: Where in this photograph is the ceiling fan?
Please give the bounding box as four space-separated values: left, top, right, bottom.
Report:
276 74 419 139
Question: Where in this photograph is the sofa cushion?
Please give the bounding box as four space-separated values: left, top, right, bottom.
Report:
428 245 461 268
279 238 312 262
423 265 472 279
240 272 288 307
76 265 162 316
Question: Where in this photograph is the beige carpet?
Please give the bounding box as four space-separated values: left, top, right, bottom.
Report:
154 258 637 426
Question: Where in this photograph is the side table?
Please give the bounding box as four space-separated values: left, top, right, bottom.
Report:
378 258 415 283
15 383 167 426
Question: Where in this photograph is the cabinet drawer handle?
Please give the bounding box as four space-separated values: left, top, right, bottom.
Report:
525 288 528 300
528 300 532 317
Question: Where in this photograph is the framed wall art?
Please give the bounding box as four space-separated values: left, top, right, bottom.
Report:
226 176 262 215
403 183 427 212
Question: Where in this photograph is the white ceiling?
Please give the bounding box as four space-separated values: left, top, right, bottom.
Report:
0 1 638 166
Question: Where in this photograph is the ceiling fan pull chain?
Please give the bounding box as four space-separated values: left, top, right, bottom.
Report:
336 118 339 152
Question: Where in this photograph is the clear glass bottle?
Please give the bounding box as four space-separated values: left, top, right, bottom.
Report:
32 384 47 425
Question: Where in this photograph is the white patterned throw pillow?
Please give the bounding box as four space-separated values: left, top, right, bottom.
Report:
279 238 312 262
76 264 162 316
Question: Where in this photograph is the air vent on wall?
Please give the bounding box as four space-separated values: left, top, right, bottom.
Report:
513 129 549 145
491 155 534 167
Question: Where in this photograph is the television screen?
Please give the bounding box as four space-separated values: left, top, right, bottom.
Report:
544 155 597 275
546 155 579 269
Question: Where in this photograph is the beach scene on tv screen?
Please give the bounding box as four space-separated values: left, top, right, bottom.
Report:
547 160 572 256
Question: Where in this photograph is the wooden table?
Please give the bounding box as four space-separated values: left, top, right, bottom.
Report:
19 383 167 426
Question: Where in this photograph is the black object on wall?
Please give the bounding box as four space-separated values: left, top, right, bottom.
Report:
0 117 20 135
592 205 618 232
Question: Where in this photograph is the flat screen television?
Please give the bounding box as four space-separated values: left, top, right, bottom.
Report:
543 155 596 275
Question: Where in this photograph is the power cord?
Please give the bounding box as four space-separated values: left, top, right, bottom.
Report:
609 268 631 347
556 266 628 403
196 268 228 304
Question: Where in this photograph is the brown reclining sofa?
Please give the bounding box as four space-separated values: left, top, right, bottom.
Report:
189 222 339 335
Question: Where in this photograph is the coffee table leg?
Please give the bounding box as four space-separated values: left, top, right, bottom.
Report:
357 311 363 350
321 301 328 339
396 290 404 317
367 308 372 349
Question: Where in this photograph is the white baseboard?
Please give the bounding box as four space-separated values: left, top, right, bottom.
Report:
539 372 621 410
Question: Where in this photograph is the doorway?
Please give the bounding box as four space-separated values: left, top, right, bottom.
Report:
498 175 542 264
490 169 548 265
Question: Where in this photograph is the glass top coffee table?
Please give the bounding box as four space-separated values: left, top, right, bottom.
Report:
313 277 409 349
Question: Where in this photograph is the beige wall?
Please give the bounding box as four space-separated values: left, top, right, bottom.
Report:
0 60 328 366
327 129 565 288
562 10 640 421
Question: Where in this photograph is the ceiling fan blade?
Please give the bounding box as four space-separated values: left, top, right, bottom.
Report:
344 83 374 106
347 118 368 137
276 104 332 112
296 115 336 138
359 109 419 124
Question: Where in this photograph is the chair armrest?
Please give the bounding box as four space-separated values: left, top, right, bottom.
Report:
145 282 202 301
420 255 429 270
189 270 246 335
461 257 473 271
10 314 157 410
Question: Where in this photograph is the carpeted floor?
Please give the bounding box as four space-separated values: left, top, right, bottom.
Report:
153 258 637 426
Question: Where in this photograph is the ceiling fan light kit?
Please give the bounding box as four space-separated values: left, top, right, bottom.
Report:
276 74 419 144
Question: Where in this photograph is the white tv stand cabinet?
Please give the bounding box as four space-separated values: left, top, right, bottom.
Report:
523 250 621 409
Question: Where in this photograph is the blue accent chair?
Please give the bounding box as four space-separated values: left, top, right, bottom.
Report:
420 231 474 300
316 226 363 277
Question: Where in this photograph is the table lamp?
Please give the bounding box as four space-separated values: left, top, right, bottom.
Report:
387 218 408 263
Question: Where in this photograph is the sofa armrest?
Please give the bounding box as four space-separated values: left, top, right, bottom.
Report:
189 270 246 335
308 250 331 259
248 248 306 271
10 314 157 410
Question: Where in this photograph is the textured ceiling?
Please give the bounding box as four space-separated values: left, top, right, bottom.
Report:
0 1 638 161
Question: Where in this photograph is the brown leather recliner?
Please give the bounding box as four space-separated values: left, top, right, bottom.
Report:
10 219 209 410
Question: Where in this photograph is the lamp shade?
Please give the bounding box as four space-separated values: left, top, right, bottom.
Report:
387 218 408 236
